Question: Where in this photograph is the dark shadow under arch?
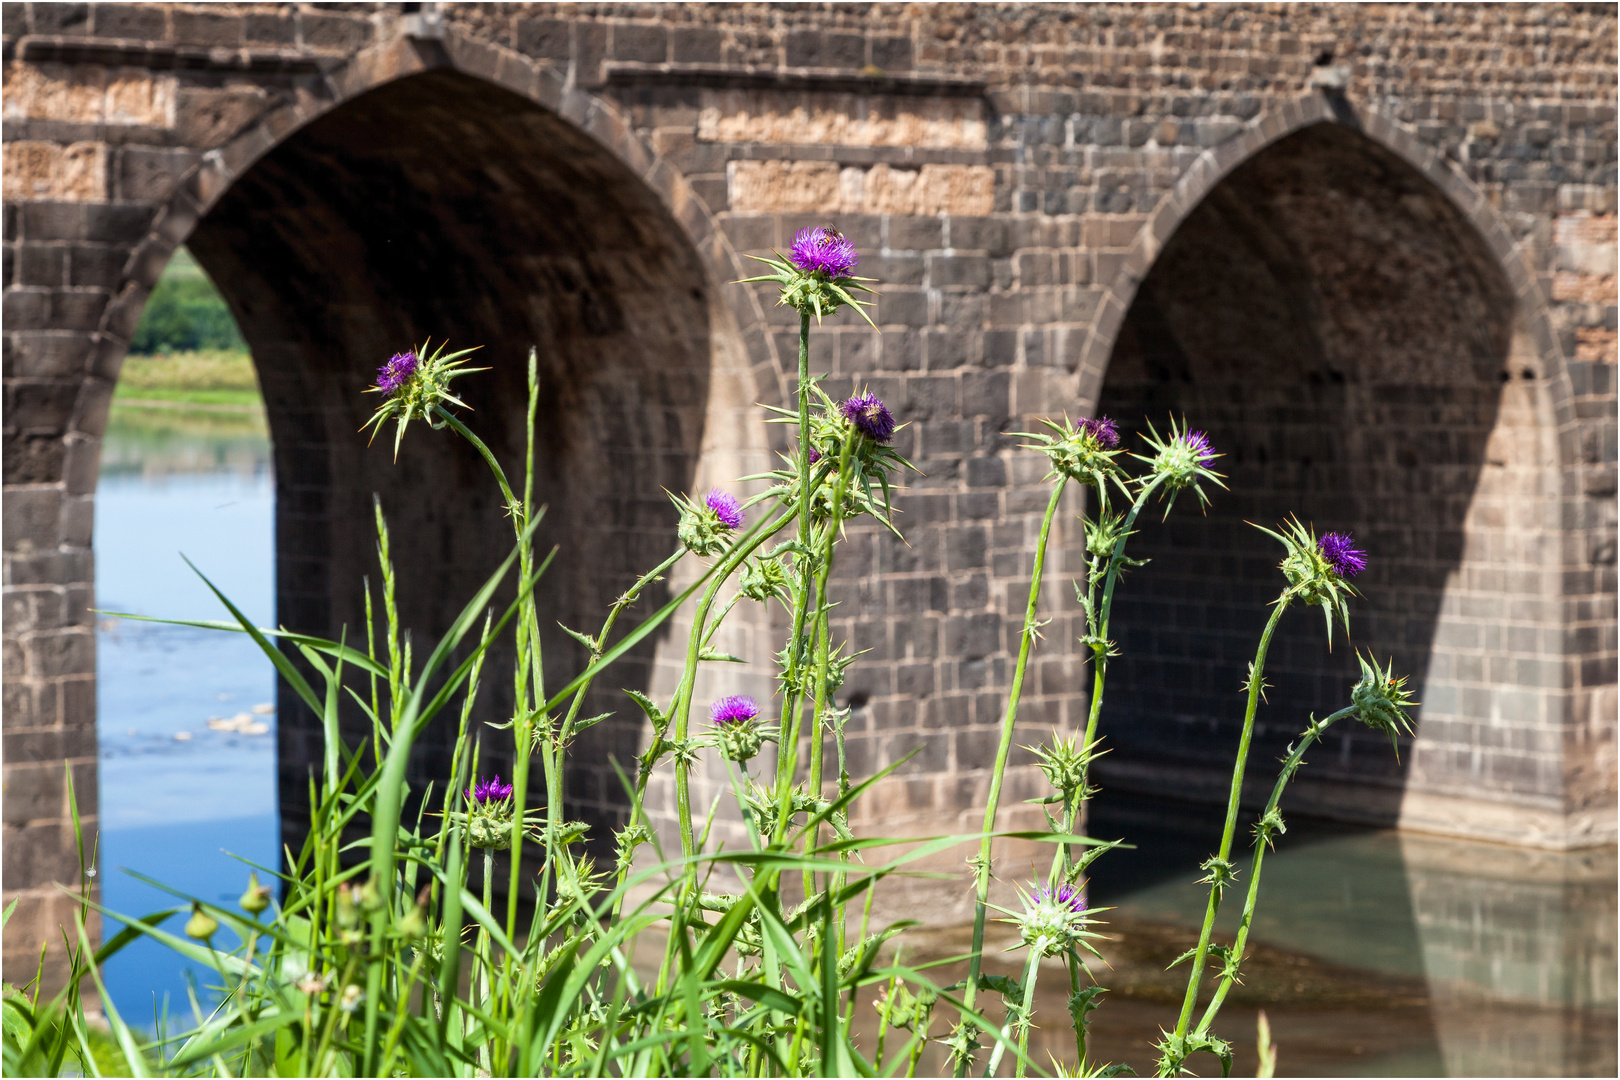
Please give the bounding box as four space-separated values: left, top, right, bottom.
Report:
1093 121 1517 825
186 67 714 855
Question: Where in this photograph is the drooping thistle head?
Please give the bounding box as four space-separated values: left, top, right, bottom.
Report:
1134 416 1225 515
675 488 744 556
465 774 515 849
1006 880 1094 957
1255 516 1363 645
360 339 487 459
735 224 877 324
1350 651 1417 755
1020 414 1126 490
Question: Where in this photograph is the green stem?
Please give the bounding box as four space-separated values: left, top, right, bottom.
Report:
774 311 820 840
961 478 1066 1035
1195 706 1354 1036
1015 948 1044 1078
803 434 858 899
1169 595 1291 1049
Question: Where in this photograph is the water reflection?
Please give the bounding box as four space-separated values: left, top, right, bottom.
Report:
1067 792 1617 1076
95 401 279 1020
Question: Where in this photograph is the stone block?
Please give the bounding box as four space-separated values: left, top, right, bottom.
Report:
671 27 721 65
94 4 169 40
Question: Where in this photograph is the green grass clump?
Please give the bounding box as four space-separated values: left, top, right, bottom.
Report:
113 350 262 411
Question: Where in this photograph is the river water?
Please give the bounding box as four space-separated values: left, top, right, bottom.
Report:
95 403 279 1022
93 406 1615 1074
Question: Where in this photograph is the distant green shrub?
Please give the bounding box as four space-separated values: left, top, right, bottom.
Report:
129 277 245 355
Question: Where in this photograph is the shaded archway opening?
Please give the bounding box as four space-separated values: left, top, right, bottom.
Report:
185 68 713 857
1094 122 1517 824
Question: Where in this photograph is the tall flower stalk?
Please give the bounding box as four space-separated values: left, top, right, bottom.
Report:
1158 520 1369 1076
37 219 1426 1080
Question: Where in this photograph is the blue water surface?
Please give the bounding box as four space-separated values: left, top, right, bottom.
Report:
95 444 279 1021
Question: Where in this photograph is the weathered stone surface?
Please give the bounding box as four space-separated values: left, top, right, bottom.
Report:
1 1 1614 992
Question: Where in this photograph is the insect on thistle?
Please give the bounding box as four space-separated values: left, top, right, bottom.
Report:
817 223 846 245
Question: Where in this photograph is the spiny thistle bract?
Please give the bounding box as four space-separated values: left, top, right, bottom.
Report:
1351 651 1418 754
673 488 742 556
464 773 516 849
736 224 878 324
1254 515 1363 645
755 381 917 536
738 551 791 603
1133 415 1226 516
360 338 486 458
1020 414 1127 489
707 694 776 763
1003 881 1101 958
39 238 1437 1080
1028 729 1104 803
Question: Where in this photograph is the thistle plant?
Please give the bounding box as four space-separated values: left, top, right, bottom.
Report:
8 221 1426 1080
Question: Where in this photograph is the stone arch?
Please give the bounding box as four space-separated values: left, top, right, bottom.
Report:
1079 93 1575 444
1081 96 1578 842
80 31 785 852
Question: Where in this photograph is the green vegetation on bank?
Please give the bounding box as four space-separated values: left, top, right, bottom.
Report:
113 349 263 411
129 247 246 356
116 245 262 412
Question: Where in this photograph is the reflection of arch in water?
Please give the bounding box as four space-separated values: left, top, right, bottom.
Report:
1083 98 1578 842
100 35 783 856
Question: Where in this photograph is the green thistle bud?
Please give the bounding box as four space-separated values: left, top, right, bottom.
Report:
739 555 790 603
396 903 428 942
1351 652 1418 754
239 872 271 915
1028 731 1098 801
185 903 219 942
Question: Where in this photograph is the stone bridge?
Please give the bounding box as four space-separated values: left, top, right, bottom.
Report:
3 2 1615 982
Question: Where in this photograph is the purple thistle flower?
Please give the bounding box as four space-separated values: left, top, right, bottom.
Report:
1080 415 1120 450
1318 531 1367 578
789 226 860 278
1182 430 1216 465
469 775 513 805
1033 882 1086 915
709 695 760 728
376 351 418 396
705 489 744 530
808 446 822 465
841 392 896 444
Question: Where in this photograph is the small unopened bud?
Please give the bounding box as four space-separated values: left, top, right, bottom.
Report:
335 883 361 928
185 903 219 942
239 872 271 915
396 903 428 941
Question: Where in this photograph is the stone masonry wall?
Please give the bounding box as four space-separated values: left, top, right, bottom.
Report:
3 2 1614 983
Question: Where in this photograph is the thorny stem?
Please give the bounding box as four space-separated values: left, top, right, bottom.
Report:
961 478 1066 1040
775 310 820 840
804 431 858 894
1169 595 1291 1052
1195 706 1356 1036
